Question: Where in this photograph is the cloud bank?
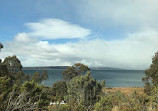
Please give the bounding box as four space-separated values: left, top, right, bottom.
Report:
74 0 158 29
1 18 158 69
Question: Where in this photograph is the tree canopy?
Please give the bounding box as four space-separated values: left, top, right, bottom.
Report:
0 43 3 51
31 70 48 84
3 55 22 74
62 63 90 81
66 70 103 110
0 43 50 110
143 52 158 93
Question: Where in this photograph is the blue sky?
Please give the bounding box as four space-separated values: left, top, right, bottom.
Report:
1 0 158 69
0 0 129 41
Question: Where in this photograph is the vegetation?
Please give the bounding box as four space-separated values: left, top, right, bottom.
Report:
0 43 50 110
94 96 113 111
0 42 3 51
62 63 90 81
31 70 48 84
66 70 103 110
51 81 67 102
143 52 158 94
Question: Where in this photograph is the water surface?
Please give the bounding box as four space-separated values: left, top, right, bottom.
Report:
24 69 145 87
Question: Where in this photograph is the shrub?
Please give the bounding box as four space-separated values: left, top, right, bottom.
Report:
94 96 113 111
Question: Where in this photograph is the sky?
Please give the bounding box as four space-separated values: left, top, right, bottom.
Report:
0 0 158 69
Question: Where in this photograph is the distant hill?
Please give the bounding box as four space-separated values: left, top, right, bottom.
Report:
90 67 123 70
23 66 123 70
23 66 68 70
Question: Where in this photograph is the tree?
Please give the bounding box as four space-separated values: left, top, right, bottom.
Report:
142 52 158 93
41 70 48 81
31 70 48 84
0 76 12 94
0 44 10 78
94 96 113 111
0 43 50 110
0 43 3 51
14 71 30 85
1 56 29 85
0 76 12 110
51 81 67 102
62 63 90 81
5 90 37 111
20 81 50 109
66 71 103 110
3 55 22 74
0 54 29 85
0 64 10 77
31 72 41 83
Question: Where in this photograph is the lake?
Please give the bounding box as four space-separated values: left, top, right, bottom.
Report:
23 69 145 87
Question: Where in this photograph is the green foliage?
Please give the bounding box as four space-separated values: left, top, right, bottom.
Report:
57 105 70 111
1 55 29 85
142 52 158 94
69 103 85 111
31 71 41 83
3 55 22 74
21 80 41 95
0 43 3 50
37 92 51 109
51 81 67 102
14 71 30 85
94 96 113 111
111 91 128 106
0 45 50 110
21 81 50 109
125 91 148 111
0 76 12 111
113 91 148 111
31 70 48 83
101 80 106 87
62 63 90 81
0 64 10 77
49 104 71 111
66 70 102 110
0 76 12 94
147 86 158 109
49 104 85 111
57 104 70 111
42 70 49 80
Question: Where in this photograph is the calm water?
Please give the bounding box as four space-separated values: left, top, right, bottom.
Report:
24 69 145 87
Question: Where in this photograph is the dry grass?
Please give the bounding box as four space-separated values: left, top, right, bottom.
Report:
103 87 144 95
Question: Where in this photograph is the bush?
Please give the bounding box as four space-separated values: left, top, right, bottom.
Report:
94 96 113 111
66 71 103 110
51 81 67 102
49 104 70 111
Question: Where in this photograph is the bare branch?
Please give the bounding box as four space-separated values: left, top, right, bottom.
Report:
5 90 38 111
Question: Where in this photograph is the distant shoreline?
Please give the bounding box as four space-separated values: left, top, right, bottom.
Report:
23 66 144 71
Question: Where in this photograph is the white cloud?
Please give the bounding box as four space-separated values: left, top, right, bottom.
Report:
2 1 158 70
14 32 37 43
26 18 91 39
1 29 158 69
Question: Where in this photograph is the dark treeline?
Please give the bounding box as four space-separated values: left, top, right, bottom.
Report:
0 43 158 111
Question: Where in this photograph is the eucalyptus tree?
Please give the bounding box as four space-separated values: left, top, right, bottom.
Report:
0 43 3 51
142 52 158 93
62 63 90 81
66 71 104 110
3 55 22 74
